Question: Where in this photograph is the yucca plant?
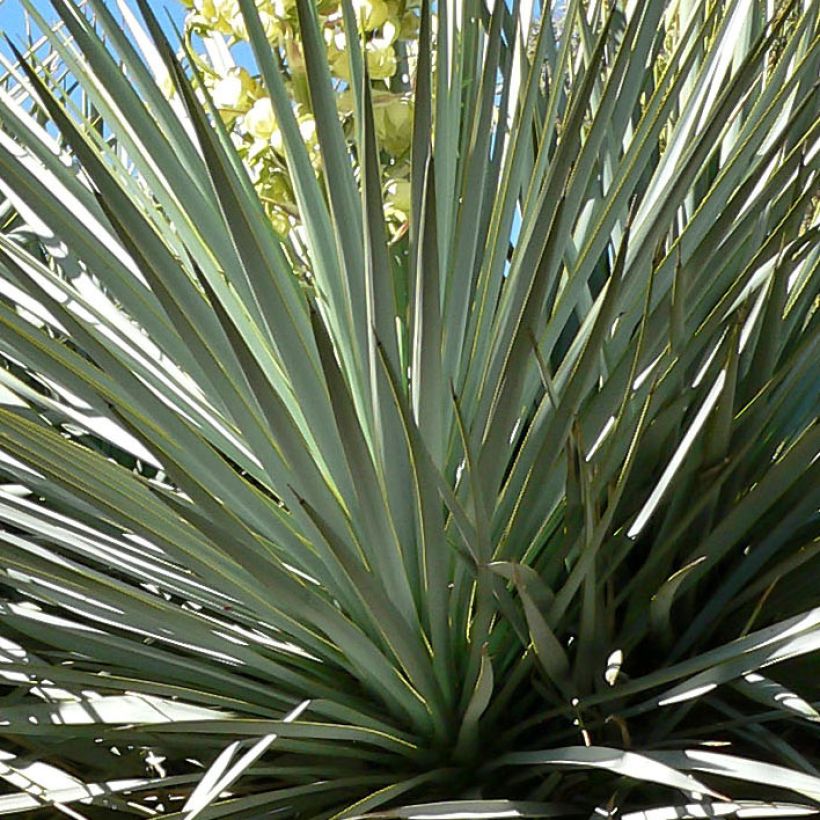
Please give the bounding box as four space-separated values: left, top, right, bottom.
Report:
0 0 818 815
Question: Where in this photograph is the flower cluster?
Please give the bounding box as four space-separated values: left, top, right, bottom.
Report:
182 0 421 236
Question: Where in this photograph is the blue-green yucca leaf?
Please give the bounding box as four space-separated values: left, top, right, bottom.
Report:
492 198 636 562
372 327 456 723
410 155 444 466
495 745 724 799
440 0 511 388
162 25 361 510
356 62 421 605
294 0 365 290
310 300 419 631
20 0 275 357
235 0 374 428
0 0 818 815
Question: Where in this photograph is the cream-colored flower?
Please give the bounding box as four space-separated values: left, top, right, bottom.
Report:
330 53 350 81
258 10 281 38
328 28 347 53
325 29 350 80
271 0 296 18
373 90 413 157
228 7 248 39
372 18 399 47
212 67 256 112
193 0 216 18
380 96 412 155
366 43 397 80
202 0 234 33
353 0 388 31
244 96 276 139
